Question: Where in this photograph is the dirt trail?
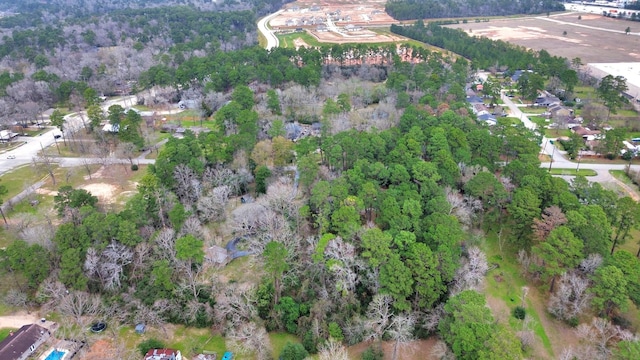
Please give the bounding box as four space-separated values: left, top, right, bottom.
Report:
484 277 580 359
0 312 39 329
610 176 640 201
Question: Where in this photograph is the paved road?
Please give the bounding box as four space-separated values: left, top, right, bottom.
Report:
257 10 283 50
500 92 640 189
0 96 136 176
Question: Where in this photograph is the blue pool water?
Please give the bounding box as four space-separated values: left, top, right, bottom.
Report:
45 349 67 360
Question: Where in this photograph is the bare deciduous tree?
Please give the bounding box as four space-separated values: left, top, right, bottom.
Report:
431 340 455 360
318 338 349 360
196 185 230 223
576 317 633 360
532 205 567 241
154 227 176 261
36 276 67 311
173 164 202 207
214 285 257 327
579 253 603 275
84 242 133 291
58 291 103 326
452 246 489 294
4 289 28 308
226 322 272 360
548 271 592 321
179 216 203 239
388 313 416 360
364 294 393 340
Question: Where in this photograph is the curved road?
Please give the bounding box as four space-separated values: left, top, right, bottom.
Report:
258 10 283 50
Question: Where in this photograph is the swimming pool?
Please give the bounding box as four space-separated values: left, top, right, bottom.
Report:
42 349 68 360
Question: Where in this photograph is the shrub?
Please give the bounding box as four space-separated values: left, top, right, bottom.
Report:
131 164 139 171
512 306 526 320
362 345 384 360
138 339 165 356
567 316 579 328
280 342 308 360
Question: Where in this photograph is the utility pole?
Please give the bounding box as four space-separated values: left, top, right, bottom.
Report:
548 145 555 171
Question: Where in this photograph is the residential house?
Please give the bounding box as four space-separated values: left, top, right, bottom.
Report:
102 123 120 133
0 324 50 360
572 126 601 141
144 349 182 360
548 104 572 120
566 117 583 129
472 103 491 117
510 70 524 82
205 245 229 266
535 95 561 107
466 95 484 104
478 113 497 126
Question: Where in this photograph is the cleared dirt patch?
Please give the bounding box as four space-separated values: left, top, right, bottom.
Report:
270 0 399 44
80 183 118 204
348 338 439 360
0 312 39 329
446 13 640 63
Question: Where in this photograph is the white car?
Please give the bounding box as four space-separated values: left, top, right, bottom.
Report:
7 155 15 159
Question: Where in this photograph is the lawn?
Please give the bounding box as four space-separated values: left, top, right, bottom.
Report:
528 116 547 128
0 327 17 341
548 168 597 176
269 332 303 360
522 107 548 115
545 129 571 138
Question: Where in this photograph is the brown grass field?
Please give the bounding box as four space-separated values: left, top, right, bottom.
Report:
446 12 640 63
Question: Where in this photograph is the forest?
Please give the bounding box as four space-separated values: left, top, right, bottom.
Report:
1 2 640 360
385 0 564 21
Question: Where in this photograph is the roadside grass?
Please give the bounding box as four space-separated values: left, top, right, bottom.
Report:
528 116 547 128
545 129 571 138
0 141 26 153
483 231 554 358
521 107 548 115
41 142 89 157
548 168 597 176
503 116 522 125
133 104 152 111
610 170 637 187
0 164 51 199
21 127 48 137
269 332 302 360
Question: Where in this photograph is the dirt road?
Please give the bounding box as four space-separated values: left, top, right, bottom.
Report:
0 312 39 329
